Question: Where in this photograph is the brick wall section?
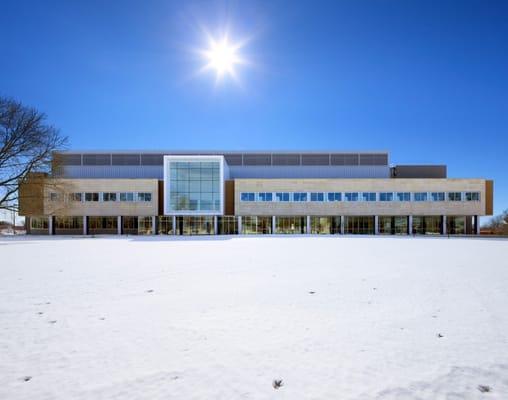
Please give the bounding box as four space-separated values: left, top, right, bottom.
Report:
235 178 489 216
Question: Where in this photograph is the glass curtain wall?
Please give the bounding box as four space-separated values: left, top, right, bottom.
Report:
169 161 220 212
138 217 153 235
310 217 341 234
275 217 306 234
176 216 214 235
242 216 272 234
218 216 238 234
121 216 138 234
88 217 117 234
158 216 173 234
55 217 83 234
412 216 442 235
30 217 48 230
378 216 408 235
447 216 466 235
345 216 375 234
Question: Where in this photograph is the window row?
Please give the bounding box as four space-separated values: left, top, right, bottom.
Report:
50 192 152 202
240 191 481 202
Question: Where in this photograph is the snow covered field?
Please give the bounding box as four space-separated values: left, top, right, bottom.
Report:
1 235 508 400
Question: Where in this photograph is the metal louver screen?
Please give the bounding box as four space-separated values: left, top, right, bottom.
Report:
301 154 330 165
82 154 111 165
359 153 388 166
272 154 300 165
57 154 82 166
343 154 359 165
112 154 141 165
373 153 388 165
141 154 164 165
243 154 272 165
224 154 243 165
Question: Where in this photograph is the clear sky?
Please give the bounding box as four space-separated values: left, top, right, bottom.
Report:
1 0 507 217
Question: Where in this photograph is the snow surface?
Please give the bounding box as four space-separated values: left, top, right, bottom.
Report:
1 235 508 399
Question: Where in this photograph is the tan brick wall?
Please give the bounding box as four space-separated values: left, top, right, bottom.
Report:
42 179 159 216
235 178 488 216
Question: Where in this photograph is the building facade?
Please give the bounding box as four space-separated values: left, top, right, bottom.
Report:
19 151 494 236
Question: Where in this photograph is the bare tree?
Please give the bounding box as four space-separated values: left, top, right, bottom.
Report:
0 97 67 211
482 209 508 235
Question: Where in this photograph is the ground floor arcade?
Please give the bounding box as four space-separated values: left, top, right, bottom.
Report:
26 215 481 236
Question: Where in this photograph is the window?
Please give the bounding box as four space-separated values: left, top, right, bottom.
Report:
275 216 306 234
102 192 117 202
327 192 342 202
448 192 462 201
85 192 99 202
396 192 410 201
275 192 290 202
120 192 134 202
89 217 117 230
55 217 83 230
137 192 152 202
49 192 60 201
361 192 376 202
431 192 445 201
310 192 324 202
257 192 273 202
241 192 255 202
414 192 428 202
465 192 480 201
293 192 308 202
345 192 359 202
30 217 48 230
242 216 272 234
69 193 82 202
218 216 239 234
138 217 153 235
379 192 393 202
168 160 221 212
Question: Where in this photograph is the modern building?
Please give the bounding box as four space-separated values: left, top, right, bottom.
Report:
19 151 493 236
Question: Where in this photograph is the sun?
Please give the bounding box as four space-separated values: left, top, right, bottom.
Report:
201 34 245 81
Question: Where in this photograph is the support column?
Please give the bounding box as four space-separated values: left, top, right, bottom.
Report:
408 215 413 235
83 216 87 235
172 216 177 235
340 216 345 235
48 216 53 235
117 216 122 235
152 216 157 235
475 216 481 235
306 216 311 234
374 216 379 235
213 216 218 235
442 215 447 235
272 216 276 234
237 216 242 235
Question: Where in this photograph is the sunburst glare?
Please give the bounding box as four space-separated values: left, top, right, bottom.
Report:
199 31 248 84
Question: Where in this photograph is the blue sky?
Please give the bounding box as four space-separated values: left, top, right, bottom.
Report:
1 0 507 216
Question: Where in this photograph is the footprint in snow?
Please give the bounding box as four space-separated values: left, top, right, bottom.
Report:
478 385 491 393
49 320 57 324
272 379 283 389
